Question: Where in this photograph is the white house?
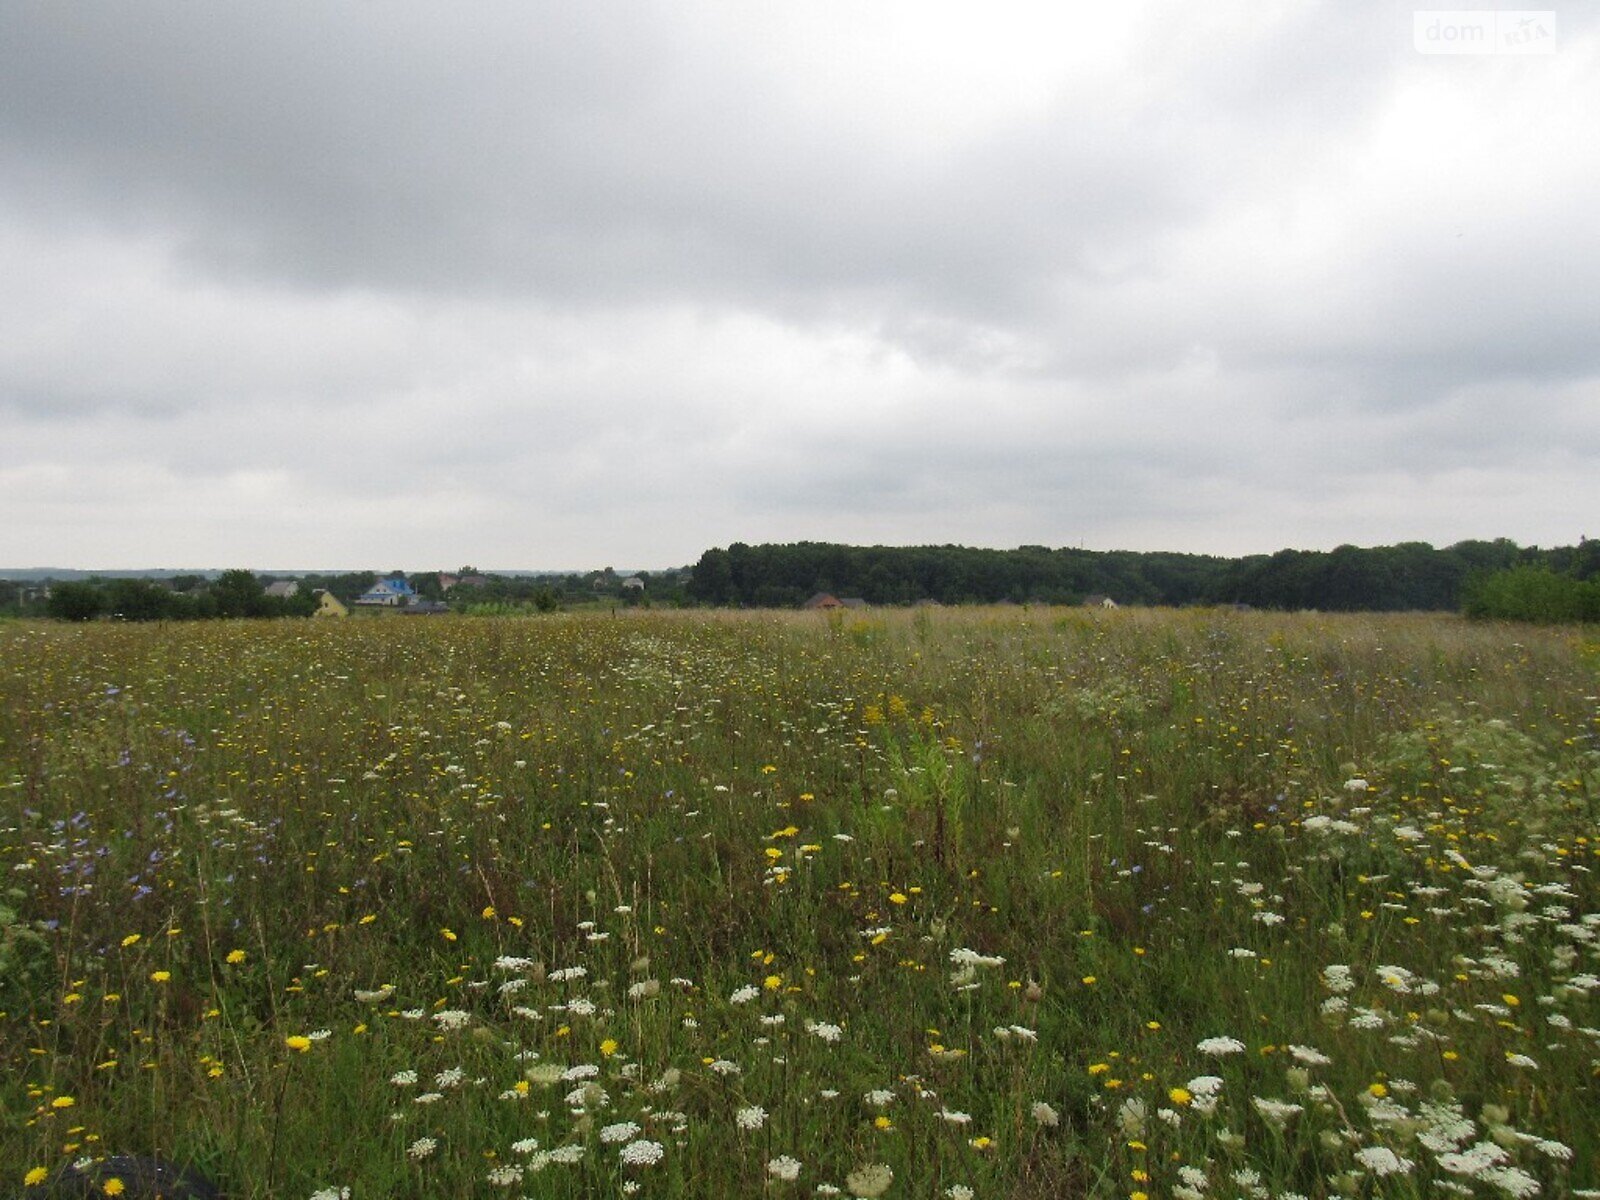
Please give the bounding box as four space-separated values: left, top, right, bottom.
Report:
354 576 416 607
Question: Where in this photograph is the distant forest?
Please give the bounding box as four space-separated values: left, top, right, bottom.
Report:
686 539 1600 613
7 539 1598 622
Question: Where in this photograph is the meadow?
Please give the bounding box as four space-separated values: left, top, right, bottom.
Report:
2 608 1597 1199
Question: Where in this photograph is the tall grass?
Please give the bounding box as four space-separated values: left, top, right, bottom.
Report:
2 609 1597 1198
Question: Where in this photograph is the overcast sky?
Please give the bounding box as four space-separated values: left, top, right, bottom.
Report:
2 2 1595 570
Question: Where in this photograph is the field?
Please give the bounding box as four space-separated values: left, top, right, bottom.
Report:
3 608 1598 1199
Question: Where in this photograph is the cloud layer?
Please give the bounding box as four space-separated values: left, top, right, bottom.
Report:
3 2 1596 568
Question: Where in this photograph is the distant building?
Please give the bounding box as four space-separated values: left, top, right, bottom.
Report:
622 576 645 591
401 599 450 616
804 593 844 610
313 591 348 618
1083 594 1118 609
839 597 868 610
264 580 300 599
355 577 415 607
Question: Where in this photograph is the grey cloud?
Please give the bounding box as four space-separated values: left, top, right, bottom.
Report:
2 2 1596 567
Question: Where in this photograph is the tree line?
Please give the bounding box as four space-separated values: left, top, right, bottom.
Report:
8 566 694 621
10 542 1597 622
686 538 1600 614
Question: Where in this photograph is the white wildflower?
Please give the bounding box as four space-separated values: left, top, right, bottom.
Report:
618 1139 665 1166
844 1162 894 1198
1354 1146 1413 1176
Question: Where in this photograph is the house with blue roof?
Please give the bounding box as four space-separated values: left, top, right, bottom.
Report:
354 576 416 607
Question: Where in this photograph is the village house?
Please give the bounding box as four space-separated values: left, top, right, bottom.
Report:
354 576 415 607
313 591 348 618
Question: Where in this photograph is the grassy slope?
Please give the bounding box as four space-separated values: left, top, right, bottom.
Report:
2 609 1597 1198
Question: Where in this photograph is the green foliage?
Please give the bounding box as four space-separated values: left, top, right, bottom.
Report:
687 537 1586 612
45 581 105 621
2 612 1597 1197
0 889 51 1013
1463 564 1600 623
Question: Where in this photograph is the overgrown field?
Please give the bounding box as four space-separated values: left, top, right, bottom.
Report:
2 609 1598 1199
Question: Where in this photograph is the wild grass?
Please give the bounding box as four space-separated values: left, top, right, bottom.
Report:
2 608 1597 1198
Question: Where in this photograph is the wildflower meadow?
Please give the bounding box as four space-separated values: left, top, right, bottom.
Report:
3 608 1598 1198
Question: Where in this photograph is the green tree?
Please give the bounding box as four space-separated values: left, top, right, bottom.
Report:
105 578 180 621
211 569 265 618
47 582 105 622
